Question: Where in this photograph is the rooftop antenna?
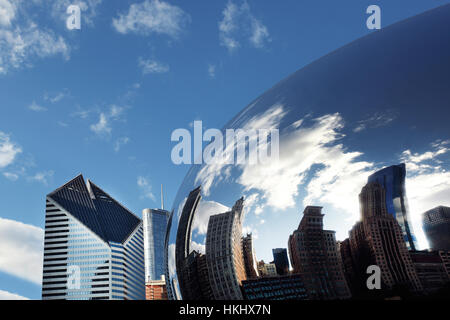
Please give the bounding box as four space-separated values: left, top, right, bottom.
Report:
161 184 164 210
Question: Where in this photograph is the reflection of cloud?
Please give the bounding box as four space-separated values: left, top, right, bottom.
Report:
195 104 285 197
168 243 176 278
191 200 229 236
0 218 44 284
353 110 397 132
190 240 205 254
401 141 450 248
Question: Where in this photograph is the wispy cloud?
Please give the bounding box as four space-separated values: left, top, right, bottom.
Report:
0 132 22 169
90 113 111 135
137 176 156 201
219 0 270 52
0 217 44 285
208 64 216 78
28 101 47 112
28 170 54 185
114 137 130 152
112 0 190 38
3 172 18 181
138 57 169 74
44 88 70 104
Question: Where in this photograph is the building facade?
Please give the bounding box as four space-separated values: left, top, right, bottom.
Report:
288 206 351 300
272 248 289 275
367 164 418 250
241 274 309 300
42 175 145 300
410 250 449 294
422 206 450 251
145 278 168 300
257 262 278 277
205 197 246 300
349 182 422 294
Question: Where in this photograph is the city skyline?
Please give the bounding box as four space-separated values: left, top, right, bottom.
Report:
1 1 450 300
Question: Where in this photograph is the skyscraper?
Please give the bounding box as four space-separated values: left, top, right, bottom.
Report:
367 163 417 250
206 197 246 300
143 208 169 282
272 248 289 276
349 182 422 294
288 206 351 300
242 233 260 279
422 206 450 251
42 175 145 300
143 208 169 300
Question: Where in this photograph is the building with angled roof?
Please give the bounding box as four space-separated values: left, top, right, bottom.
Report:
41 174 145 300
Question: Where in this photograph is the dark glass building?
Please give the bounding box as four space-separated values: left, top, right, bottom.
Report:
367 163 418 250
423 206 450 251
272 248 289 275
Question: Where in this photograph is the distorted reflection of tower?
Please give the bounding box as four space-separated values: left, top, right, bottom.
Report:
288 206 351 300
367 164 417 250
349 182 422 293
206 197 247 300
242 233 260 279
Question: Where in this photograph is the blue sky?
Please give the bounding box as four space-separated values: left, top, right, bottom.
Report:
0 0 449 300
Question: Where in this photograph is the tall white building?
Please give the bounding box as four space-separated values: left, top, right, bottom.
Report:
42 175 145 300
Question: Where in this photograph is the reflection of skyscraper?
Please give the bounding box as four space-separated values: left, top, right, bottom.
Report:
288 206 351 300
241 274 309 300
143 208 169 283
206 198 246 300
242 233 259 279
42 175 145 300
175 186 202 300
368 164 417 250
272 248 289 275
423 206 450 251
349 182 422 293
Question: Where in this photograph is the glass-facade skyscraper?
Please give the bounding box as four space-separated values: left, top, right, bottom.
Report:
42 175 145 300
143 208 169 282
367 163 418 250
272 248 289 275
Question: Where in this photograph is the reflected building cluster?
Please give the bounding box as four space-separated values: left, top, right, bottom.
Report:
173 163 450 300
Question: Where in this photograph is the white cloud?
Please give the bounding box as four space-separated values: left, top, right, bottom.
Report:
219 0 270 52
28 101 47 112
138 57 169 74
44 89 69 104
0 132 21 168
0 217 44 285
90 113 111 135
137 176 156 201
28 170 54 185
0 289 29 300
208 64 216 78
112 0 190 38
190 240 205 254
114 137 130 152
3 172 18 181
